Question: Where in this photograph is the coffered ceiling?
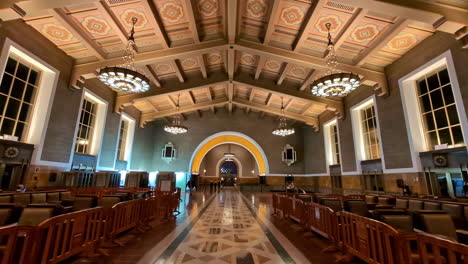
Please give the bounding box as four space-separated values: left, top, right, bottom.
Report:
1 0 466 129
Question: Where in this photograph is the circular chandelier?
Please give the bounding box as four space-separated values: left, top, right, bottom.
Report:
164 94 188 134
98 17 150 93
311 23 360 97
272 97 295 137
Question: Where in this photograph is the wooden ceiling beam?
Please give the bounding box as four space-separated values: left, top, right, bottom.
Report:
293 0 326 51
142 65 161 87
263 0 282 45
197 55 208 79
333 9 366 51
265 93 273 106
227 47 235 79
140 98 228 127
354 18 410 66
255 56 266 80
70 40 227 88
184 0 200 42
226 0 239 43
379 0 468 25
299 69 319 91
141 0 170 48
234 40 388 93
277 63 291 85
227 81 234 114
234 71 343 114
114 72 227 112
187 91 196 104
248 87 255 101
50 8 106 60
233 98 318 128
95 1 129 46
172 60 185 83
206 87 215 113
333 0 451 27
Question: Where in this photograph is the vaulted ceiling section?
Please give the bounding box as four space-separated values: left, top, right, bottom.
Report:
1 0 467 130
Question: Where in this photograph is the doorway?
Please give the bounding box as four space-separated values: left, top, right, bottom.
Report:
220 161 237 186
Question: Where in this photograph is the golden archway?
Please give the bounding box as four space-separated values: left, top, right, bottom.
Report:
189 132 268 175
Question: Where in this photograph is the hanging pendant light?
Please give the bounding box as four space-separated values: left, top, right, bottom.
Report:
164 94 188 134
224 144 235 158
98 17 151 93
272 97 295 137
311 23 360 97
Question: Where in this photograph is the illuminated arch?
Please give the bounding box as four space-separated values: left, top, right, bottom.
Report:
189 131 269 175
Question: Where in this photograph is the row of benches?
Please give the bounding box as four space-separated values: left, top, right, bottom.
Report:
0 188 180 264
273 193 468 264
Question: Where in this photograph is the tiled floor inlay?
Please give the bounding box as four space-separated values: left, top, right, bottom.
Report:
155 190 294 264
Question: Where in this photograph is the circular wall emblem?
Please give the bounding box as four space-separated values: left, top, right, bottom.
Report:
4 147 20 159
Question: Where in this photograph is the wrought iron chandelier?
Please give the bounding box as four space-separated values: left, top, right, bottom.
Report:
311 23 360 97
224 144 235 158
164 94 188 134
272 97 295 137
98 17 150 93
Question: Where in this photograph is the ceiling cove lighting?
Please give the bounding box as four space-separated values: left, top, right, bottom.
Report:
311 23 360 97
272 97 295 137
98 17 150 93
164 94 188 134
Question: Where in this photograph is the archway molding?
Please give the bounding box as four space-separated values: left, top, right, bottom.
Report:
189 131 269 175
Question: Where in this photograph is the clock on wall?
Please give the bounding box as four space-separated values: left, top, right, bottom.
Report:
4 146 20 159
432 153 448 167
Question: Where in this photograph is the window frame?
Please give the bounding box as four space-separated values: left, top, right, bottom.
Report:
360 104 381 160
416 67 464 149
0 55 42 141
324 119 341 167
0 38 61 167
75 98 97 154
115 113 135 169
117 118 128 161
398 50 468 173
349 95 385 174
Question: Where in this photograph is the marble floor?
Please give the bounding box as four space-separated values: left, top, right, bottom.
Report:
70 188 340 264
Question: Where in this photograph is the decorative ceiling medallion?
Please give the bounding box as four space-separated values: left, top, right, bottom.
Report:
160 2 184 23
81 16 111 36
280 6 305 26
155 63 174 74
350 24 379 44
289 66 306 78
181 58 198 69
206 53 221 65
240 54 257 66
264 60 281 71
315 15 342 34
197 0 218 17
386 33 418 51
121 9 148 29
41 24 73 42
246 0 267 18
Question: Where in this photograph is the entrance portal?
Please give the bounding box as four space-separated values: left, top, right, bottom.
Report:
220 161 237 186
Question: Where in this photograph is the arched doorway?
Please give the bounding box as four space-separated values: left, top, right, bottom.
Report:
189 131 269 175
220 161 237 186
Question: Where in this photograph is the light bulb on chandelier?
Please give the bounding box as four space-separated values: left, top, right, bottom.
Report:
98 17 151 93
310 23 360 97
272 97 295 137
164 94 188 134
